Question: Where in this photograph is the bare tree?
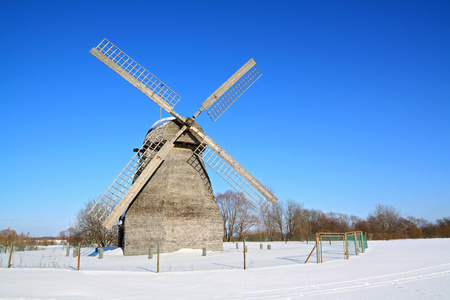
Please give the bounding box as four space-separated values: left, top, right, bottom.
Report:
284 200 305 240
216 190 257 241
304 209 324 235
368 204 401 240
69 199 118 247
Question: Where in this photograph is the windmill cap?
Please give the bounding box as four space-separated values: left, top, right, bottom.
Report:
150 117 176 130
144 117 204 146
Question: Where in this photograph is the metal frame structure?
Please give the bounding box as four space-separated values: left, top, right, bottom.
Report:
88 38 278 230
315 231 367 263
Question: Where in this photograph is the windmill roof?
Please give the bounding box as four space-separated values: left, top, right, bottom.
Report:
150 117 176 130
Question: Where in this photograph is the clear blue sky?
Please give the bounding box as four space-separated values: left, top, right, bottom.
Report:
1 1 449 236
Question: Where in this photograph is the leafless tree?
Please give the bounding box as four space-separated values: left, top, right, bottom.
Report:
216 190 257 241
69 199 118 247
284 200 305 240
368 204 401 240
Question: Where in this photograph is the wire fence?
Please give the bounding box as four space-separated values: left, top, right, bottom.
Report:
0 238 367 272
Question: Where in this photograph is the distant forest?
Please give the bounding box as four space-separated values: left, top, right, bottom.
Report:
1 190 449 247
216 190 450 242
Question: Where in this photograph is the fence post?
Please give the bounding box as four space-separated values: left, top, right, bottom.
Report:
202 248 207 256
284 234 287 244
98 248 104 259
148 246 153 259
243 239 246 270
236 243 239 249
77 243 81 270
344 233 349 259
260 243 263 250
66 244 70 257
7 242 14 268
157 242 160 273
316 233 320 263
304 244 317 264
267 244 271 250
354 232 359 255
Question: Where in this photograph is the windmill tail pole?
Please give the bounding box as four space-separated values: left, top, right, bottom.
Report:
304 244 317 264
8 242 14 268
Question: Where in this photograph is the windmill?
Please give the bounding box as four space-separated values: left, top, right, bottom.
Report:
89 39 278 255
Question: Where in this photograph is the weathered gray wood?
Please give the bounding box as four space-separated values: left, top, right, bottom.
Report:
122 122 222 255
190 127 278 209
157 242 160 273
89 39 277 255
194 59 256 118
102 126 188 230
90 47 183 123
243 240 246 270
98 248 103 259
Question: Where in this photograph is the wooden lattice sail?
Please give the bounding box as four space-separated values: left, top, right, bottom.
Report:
89 39 278 254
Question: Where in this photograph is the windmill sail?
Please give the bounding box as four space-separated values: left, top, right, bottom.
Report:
191 128 278 214
194 58 262 122
89 38 277 234
90 39 182 120
90 126 187 229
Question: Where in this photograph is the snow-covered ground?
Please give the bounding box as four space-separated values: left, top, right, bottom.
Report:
1 239 449 299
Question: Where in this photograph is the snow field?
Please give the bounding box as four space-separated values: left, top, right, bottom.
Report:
0 239 449 299
1 242 330 272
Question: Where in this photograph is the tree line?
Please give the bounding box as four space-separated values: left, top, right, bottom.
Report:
216 190 450 241
3 191 448 248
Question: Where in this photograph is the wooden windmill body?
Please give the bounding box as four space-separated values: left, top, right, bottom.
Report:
121 119 223 254
89 39 278 255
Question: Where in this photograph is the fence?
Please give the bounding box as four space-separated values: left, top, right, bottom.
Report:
1 236 368 272
314 231 368 263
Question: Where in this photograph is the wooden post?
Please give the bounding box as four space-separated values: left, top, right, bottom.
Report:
284 234 287 244
260 243 263 250
66 244 70 257
243 239 246 270
344 234 349 259
267 244 271 250
202 248 207 256
77 243 81 270
148 246 153 259
236 243 239 249
7 242 14 268
304 244 316 264
157 242 160 273
316 233 320 263
98 248 104 259
360 232 365 253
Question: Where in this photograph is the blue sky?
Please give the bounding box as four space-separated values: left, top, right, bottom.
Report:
1 1 449 236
